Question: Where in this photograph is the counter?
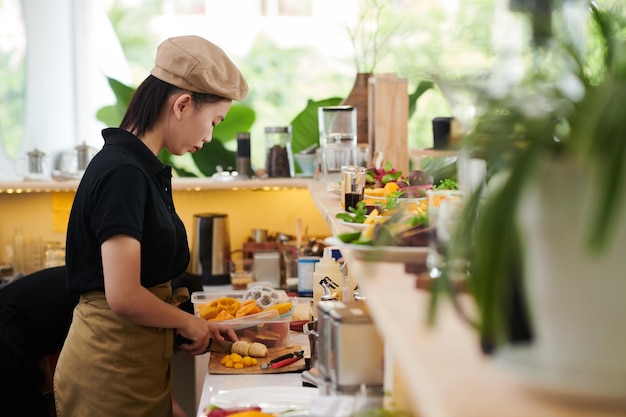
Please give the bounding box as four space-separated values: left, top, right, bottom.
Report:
190 178 626 416
306 179 626 417
195 332 311 417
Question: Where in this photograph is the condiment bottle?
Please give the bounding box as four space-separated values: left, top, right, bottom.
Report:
312 246 343 317
264 126 294 177
236 132 252 179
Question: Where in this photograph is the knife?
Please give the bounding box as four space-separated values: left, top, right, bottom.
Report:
176 334 234 353
260 350 304 370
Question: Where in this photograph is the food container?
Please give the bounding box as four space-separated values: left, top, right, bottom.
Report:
264 126 294 178
191 290 295 348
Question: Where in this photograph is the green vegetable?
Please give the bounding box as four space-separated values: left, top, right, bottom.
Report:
410 213 428 227
434 179 458 190
337 231 363 243
381 171 403 184
382 190 405 210
335 201 368 223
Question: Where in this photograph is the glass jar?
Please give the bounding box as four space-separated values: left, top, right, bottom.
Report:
264 126 294 177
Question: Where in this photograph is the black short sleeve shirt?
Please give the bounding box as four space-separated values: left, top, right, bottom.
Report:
65 128 190 294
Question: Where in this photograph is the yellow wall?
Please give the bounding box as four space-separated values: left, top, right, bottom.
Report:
0 188 330 267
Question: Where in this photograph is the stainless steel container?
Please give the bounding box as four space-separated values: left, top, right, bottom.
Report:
188 213 231 285
315 300 340 395
328 301 384 395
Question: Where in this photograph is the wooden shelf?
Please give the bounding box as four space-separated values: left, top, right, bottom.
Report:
0 177 313 194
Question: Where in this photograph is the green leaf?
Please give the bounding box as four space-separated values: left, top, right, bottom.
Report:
191 139 236 177
337 231 363 243
213 104 256 142
96 77 136 127
408 80 434 117
336 212 355 222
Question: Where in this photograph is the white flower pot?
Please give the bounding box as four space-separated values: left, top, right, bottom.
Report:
517 158 626 381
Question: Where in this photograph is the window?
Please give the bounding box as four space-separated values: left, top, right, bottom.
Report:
0 0 26 161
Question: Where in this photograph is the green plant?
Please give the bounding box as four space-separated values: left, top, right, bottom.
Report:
96 76 256 177
430 3 626 347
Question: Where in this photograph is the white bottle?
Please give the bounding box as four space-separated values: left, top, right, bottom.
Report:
312 246 343 317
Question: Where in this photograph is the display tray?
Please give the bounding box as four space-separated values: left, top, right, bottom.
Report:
325 237 428 263
209 345 306 375
210 386 318 414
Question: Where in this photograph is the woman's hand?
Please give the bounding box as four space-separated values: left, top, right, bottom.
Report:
208 321 238 343
176 315 215 355
177 317 239 355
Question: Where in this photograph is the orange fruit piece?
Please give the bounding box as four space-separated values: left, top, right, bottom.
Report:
383 181 400 195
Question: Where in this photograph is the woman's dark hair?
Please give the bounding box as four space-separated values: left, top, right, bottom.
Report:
119 75 225 138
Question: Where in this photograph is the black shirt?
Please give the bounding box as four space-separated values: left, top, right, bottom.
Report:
65 128 190 294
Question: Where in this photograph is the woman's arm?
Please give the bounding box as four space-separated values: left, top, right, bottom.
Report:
101 235 236 355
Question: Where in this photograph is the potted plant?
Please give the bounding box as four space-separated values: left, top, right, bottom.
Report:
432 1 626 395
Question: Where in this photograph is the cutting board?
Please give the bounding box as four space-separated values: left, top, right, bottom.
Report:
209 344 307 375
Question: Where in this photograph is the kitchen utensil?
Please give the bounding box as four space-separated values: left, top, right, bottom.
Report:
175 335 234 353
188 213 231 285
75 142 96 171
328 301 384 395
260 349 304 369
14 148 50 180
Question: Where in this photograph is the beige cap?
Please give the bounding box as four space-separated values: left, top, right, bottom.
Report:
150 35 248 101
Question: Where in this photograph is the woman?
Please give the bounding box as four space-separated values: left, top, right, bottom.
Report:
54 36 248 417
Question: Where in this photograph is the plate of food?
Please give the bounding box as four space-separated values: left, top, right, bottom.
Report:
337 219 375 231
210 386 318 414
325 236 428 263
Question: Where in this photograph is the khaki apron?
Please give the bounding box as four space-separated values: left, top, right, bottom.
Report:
54 282 188 417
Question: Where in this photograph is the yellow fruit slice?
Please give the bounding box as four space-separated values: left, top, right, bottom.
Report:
383 181 400 195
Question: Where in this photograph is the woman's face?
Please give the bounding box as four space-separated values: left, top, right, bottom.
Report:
165 95 232 156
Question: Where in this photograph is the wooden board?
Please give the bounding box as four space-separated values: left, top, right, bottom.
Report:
368 73 409 174
208 344 306 375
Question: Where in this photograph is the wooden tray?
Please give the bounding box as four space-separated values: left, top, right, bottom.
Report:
208 344 306 375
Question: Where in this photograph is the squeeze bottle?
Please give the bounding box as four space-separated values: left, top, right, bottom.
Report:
312 246 343 317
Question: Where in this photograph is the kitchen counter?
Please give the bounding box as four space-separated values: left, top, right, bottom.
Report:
306 178 626 417
195 332 311 417
194 179 626 417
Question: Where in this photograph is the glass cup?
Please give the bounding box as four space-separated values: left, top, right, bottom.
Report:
229 257 255 290
293 153 316 177
321 146 359 189
341 165 366 211
318 106 359 189
318 106 357 148
426 190 464 278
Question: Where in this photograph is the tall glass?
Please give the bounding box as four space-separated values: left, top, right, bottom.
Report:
341 165 366 211
318 106 358 189
426 190 464 278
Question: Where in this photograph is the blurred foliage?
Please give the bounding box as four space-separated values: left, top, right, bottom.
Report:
107 0 163 75
95 77 135 127
0 51 25 159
